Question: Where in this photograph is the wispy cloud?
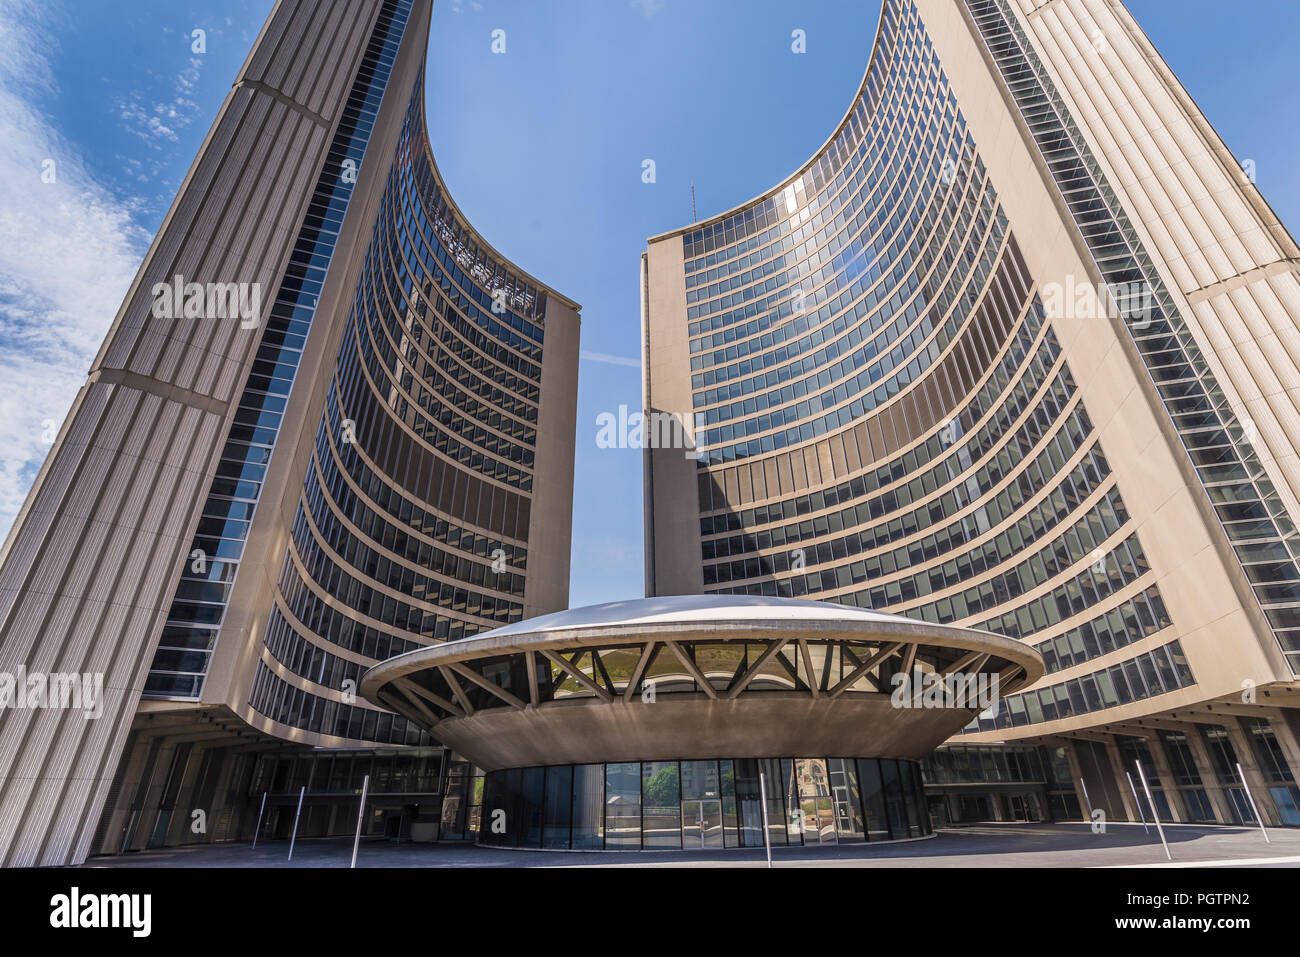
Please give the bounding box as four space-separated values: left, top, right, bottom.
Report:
582 351 641 368
0 0 151 540
629 0 666 17
118 91 184 143
116 38 206 150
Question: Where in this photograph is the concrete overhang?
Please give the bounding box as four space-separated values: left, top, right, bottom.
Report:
362 595 1043 769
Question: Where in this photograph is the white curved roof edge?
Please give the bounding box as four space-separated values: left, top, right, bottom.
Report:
361 593 1044 699
478 594 923 640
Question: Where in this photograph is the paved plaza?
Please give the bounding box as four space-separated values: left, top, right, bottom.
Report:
84 822 1300 869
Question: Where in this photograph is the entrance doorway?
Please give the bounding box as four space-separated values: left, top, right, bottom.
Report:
682 800 723 848
795 758 839 845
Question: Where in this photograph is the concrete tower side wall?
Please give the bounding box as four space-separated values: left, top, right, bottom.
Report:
0 0 393 869
920 0 1292 740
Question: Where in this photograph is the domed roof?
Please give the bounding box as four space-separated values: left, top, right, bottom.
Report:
362 593 1039 693
476 594 916 640
360 593 1044 771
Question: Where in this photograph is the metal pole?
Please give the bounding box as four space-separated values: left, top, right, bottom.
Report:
1078 777 1093 822
1134 761 1170 861
119 811 140 854
287 785 306 862
351 774 371 868
251 792 267 850
1125 772 1149 833
1236 762 1271 844
758 771 773 869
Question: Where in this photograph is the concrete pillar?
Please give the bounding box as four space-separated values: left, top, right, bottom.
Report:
164 742 210 846
1223 717 1282 826
1101 738 1141 822
110 734 167 854
1061 739 1093 819
1135 731 1186 823
205 747 241 843
93 731 153 857
128 739 187 852
232 751 268 842
1261 709 1300 779
1181 722 1235 824
990 792 1006 821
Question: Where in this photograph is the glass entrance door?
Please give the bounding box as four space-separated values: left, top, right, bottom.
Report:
796 758 839 845
682 800 723 848
798 794 838 844
1007 794 1024 821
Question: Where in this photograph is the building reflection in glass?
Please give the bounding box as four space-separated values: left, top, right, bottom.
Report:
480 756 932 851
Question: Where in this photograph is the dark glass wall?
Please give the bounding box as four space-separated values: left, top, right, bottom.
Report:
672 0 1179 737
480 757 931 851
146 0 416 699
245 66 555 742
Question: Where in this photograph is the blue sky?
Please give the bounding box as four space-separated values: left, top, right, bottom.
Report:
1 0 1297 608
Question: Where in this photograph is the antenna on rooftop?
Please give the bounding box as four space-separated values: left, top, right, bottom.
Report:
691 182 698 223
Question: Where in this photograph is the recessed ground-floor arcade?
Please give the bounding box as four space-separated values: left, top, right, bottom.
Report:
88 600 1300 861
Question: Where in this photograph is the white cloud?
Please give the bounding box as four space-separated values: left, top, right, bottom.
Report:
0 0 151 540
117 92 181 143
116 54 206 147
629 0 666 17
581 351 641 368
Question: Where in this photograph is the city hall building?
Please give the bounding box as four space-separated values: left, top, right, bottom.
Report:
0 0 581 866
644 0 1300 833
1 0 1299 865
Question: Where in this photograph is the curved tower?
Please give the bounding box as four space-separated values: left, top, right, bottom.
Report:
214 75 578 750
0 0 578 865
645 0 1300 828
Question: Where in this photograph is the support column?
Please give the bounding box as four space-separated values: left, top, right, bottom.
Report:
1061 740 1091 819
1136 731 1186 823
1224 717 1282 826
205 747 242 843
164 742 210 846
1101 738 1141 822
229 751 265 842
91 731 149 857
114 736 167 854
990 792 1006 821
1262 709 1300 779
126 739 186 852
1181 722 1235 824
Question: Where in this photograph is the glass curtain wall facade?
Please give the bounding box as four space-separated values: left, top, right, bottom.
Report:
647 0 1171 735
480 758 931 851
922 743 1080 826
245 74 554 745
146 0 417 699
644 0 1300 831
